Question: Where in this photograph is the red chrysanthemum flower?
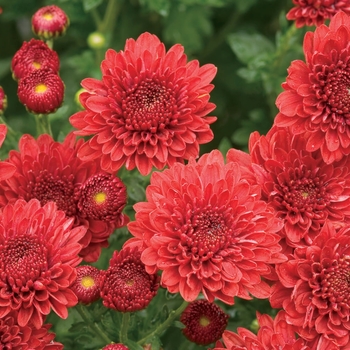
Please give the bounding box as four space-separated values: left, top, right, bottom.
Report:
32 5 70 40
0 199 85 329
17 69 64 115
71 265 101 304
11 39 60 81
69 32 217 176
0 311 63 349
270 221 350 347
211 311 310 350
286 0 350 28
275 11 350 164
233 125 350 246
0 133 129 262
0 86 7 114
0 125 16 181
102 344 129 350
100 246 160 312
127 150 285 304
181 299 228 345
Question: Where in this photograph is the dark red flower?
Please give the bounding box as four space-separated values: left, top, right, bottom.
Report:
32 5 70 40
17 69 64 114
0 199 85 329
211 311 310 350
270 221 350 347
11 39 60 81
102 344 129 350
286 0 350 28
0 86 7 114
181 299 228 345
71 265 101 304
70 32 217 175
127 150 285 304
275 11 350 164
0 133 129 262
100 246 160 312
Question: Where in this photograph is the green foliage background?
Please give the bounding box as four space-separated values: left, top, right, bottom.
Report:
0 0 309 349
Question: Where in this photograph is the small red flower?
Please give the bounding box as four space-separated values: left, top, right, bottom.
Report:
71 265 101 304
11 39 60 81
32 5 70 40
0 199 85 329
102 344 129 350
286 0 350 28
70 32 217 175
0 86 7 114
181 299 228 345
100 246 160 312
17 69 64 114
127 150 285 304
275 11 350 164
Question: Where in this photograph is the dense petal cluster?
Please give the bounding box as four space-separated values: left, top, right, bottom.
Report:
286 0 350 28
11 39 60 81
270 221 350 348
0 86 7 114
0 199 85 329
0 133 129 262
32 5 70 40
100 246 160 312
275 11 350 164
127 150 285 304
102 344 129 350
70 32 217 175
180 299 228 345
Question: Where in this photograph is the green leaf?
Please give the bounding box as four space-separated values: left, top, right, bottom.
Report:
82 0 103 12
138 0 171 16
233 0 257 13
218 136 232 156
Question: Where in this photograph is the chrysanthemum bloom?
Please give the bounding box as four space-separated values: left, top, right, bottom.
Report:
17 69 64 115
0 311 63 349
286 0 350 28
100 246 160 312
71 265 101 304
127 150 286 304
211 311 310 350
276 11 350 164
0 199 85 329
102 344 129 350
32 5 70 40
234 126 350 246
69 32 217 176
180 299 228 345
270 221 350 347
0 86 7 114
11 39 60 81
0 133 129 262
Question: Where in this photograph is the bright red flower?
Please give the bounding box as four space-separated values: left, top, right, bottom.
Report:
69 32 217 175
0 133 129 262
11 39 60 81
275 11 350 164
181 299 228 345
0 86 7 114
32 5 70 40
127 150 285 304
102 344 129 350
270 221 350 348
286 0 350 28
100 246 160 312
235 126 350 246
211 311 310 350
0 199 85 329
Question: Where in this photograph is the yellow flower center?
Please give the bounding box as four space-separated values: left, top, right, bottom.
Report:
32 61 41 69
94 192 107 204
35 84 48 94
199 315 210 327
42 12 54 21
81 276 95 288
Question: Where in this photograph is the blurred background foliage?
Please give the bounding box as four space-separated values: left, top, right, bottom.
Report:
0 0 310 349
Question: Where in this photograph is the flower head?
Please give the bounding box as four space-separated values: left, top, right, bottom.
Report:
181 299 228 345
102 344 129 350
286 0 350 28
32 5 70 40
275 11 350 164
70 32 217 175
71 265 101 304
100 246 160 312
17 69 64 114
0 86 7 114
127 150 285 304
0 133 129 262
0 199 85 329
11 39 60 81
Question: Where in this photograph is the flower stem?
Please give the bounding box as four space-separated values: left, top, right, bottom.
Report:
137 300 189 346
119 312 131 344
34 114 53 137
75 303 112 345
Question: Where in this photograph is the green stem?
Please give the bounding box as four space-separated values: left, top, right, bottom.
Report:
99 0 123 37
119 312 131 344
137 300 189 346
90 7 102 29
75 303 112 345
34 114 53 137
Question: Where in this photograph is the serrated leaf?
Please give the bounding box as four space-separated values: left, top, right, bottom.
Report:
82 0 103 12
